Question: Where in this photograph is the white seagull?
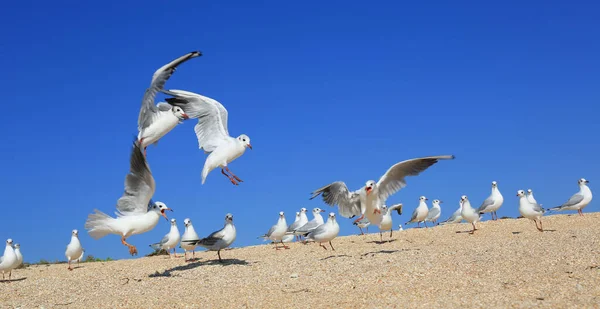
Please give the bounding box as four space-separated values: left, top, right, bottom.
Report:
286 208 309 241
517 190 546 231
85 141 173 256
185 213 237 262
260 212 289 250
476 181 504 221
161 89 252 185
378 203 403 242
180 218 200 261
291 208 326 241
13 244 22 268
526 189 537 204
150 218 181 258
550 178 593 216
405 196 429 227
353 217 371 235
310 155 455 226
65 230 83 271
137 51 201 155
305 213 340 250
460 195 481 234
439 199 463 225
0 239 18 280
424 199 442 225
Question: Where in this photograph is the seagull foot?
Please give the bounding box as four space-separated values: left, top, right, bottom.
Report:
128 245 138 256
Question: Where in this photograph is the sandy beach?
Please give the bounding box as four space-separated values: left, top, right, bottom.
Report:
1 213 599 308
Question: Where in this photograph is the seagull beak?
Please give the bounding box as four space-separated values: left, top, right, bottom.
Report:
516 193 519 197
247 144 253 150
425 198 429 200
366 187 372 195
585 180 590 183
320 209 326 212
182 113 189 120
161 211 168 220
439 200 443 203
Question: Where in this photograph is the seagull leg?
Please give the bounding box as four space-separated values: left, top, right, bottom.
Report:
280 240 290 249
121 237 138 256
320 243 328 250
353 214 365 224
390 229 393 239
8 271 11 280
218 250 223 263
221 169 239 185
380 232 382 242
329 241 335 251
424 221 428 228
224 167 243 183
579 209 584 216
470 222 477 234
68 260 71 271
173 248 177 258
366 226 369 233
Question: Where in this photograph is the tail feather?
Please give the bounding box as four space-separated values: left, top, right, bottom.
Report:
84 209 113 240
150 243 162 251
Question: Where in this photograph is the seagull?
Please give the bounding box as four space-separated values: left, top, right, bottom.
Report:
286 208 309 241
281 234 296 243
353 217 371 235
137 51 201 155
85 140 173 256
550 178 593 216
526 189 537 204
310 155 455 226
65 230 83 271
161 89 252 185
13 244 22 268
424 199 442 225
438 199 463 225
405 196 429 227
259 212 289 250
291 208 326 241
517 190 546 231
378 203 403 242
0 239 18 280
305 213 340 250
398 224 404 231
150 218 181 258
180 218 200 261
476 181 504 221
460 195 480 234
184 213 237 262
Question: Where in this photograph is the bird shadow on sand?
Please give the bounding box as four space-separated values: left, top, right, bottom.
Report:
320 254 352 261
148 259 251 278
512 229 557 234
0 277 27 283
367 239 399 245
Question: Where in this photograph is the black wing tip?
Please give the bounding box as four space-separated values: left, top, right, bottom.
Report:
190 50 202 57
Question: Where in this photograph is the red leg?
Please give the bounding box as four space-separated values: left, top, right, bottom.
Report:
280 240 290 249
353 214 365 224
121 236 138 256
359 227 364 235
221 169 239 185
68 260 72 271
224 166 243 182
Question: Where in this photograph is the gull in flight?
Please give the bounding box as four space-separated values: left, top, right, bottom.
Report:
290 208 326 242
150 218 181 258
183 213 237 262
517 190 546 231
85 141 173 256
438 199 463 225
424 199 442 225
161 89 252 185
353 217 371 235
305 213 340 250
476 181 504 221
550 178 592 216
0 239 18 280
65 230 83 271
286 208 309 241
460 195 481 234
180 218 200 261
310 155 455 226
378 203 403 242
526 189 537 204
13 244 22 268
405 196 429 227
259 212 289 250
137 51 201 155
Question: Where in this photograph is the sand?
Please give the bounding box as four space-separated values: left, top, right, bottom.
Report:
1 213 599 308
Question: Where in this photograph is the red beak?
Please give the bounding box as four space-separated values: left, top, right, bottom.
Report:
182 113 189 120
247 144 253 150
366 187 372 195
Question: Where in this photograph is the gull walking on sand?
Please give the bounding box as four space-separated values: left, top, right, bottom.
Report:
477 181 504 221
286 208 308 241
184 214 236 262
439 200 463 225
85 141 173 256
405 196 429 227
517 190 546 232
353 217 371 235
65 230 83 271
310 155 455 226
161 89 252 185
137 51 201 155
460 195 480 234
526 189 537 204
150 218 181 258
180 218 200 261
13 244 22 268
378 204 403 242
0 239 18 280
260 212 289 250
305 213 340 250
550 178 592 216
290 208 326 242
424 199 442 225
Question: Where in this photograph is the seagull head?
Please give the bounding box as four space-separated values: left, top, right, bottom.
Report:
225 213 234 223
14 243 20 249
72 229 79 237
419 196 428 202
170 218 177 225
491 181 498 188
184 218 192 227
172 106 189 120
527 189 533 195
295 212 300 218
238 134 252 150
300 207 307 213
433 199 442 205
364 180 376 196
328 212 336 222
460 195 468 202
579 178 589 185
279 211 285 218
6 239 13 246
516 190 525 197
313 208 325 215
153 201 173 221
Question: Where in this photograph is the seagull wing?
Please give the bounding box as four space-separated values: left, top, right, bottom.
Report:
310 181 363 218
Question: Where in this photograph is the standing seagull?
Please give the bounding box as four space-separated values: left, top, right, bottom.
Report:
460 195 480 234
85 141 173 256
378 204 403 242
137 51 201 155
305 213 340 250
526 189 537 204
184 213 237 262
65 230 83 271
13 244 22 268
260 212 289 250
150 218 181 258
180 218 200 261
161 89 252 185
439 199 463 225
0 239 18 280
353 217 371 235
550 178 593 216
517 190 546 231
424 199 442 225
286 209 308 242
310 155 454 226
291 208 326 240
405 196 429 227
477 181 504 221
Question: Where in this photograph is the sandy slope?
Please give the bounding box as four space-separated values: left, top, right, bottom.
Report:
1 213 599 308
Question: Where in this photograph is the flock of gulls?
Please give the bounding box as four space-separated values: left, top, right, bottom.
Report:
0 51 595 281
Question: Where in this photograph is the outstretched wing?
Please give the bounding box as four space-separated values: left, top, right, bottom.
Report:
388 203 403 216
377 155 455 201
138 51 201 131
310 181 363 218
115 141 155 215
162 89 230 153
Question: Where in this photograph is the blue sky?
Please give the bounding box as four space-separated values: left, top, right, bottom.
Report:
1 1 599 262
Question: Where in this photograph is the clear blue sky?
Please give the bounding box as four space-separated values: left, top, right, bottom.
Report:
1 1 598 263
